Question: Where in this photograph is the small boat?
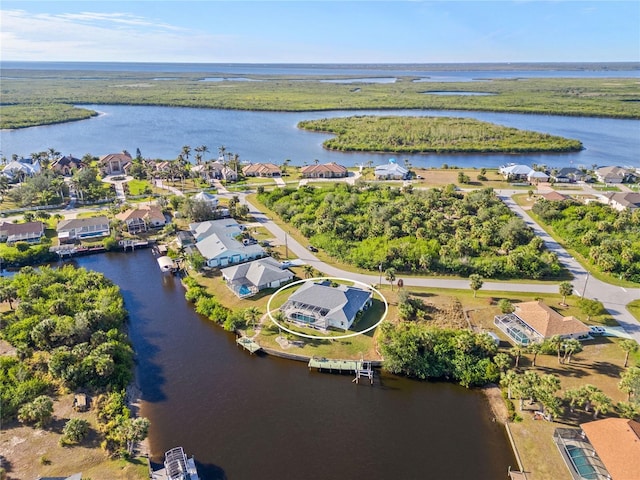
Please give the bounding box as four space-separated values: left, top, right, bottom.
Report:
151 446 200 480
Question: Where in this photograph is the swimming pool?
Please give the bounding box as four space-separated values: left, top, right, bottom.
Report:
566 445 598 479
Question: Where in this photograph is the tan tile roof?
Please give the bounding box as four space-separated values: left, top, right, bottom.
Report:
581 418 640 480
116 205 165 223
99 152 132 164
514 300 589 338
300 162 347 176
242 163 281 176
0 221 44 236
541 191 569 202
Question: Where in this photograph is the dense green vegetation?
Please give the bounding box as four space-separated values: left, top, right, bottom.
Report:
532 199 640 283
380 322 499 387
1 71 639 129
298 116 583 153
258 183 563 279
1 104 97 129
0 266 133 422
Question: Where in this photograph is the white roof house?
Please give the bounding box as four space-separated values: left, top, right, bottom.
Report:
2 159 41 180
374 160 409 180
221 257 293 297
190 219 265 268
500 164 533 178
281 281 373 331
527 170 549 182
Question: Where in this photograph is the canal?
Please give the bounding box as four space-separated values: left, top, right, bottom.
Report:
76 250 516 479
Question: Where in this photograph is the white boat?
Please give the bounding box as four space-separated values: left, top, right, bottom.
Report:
151 447 200 480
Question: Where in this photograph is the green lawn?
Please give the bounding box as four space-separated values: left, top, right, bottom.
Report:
628 299 640 323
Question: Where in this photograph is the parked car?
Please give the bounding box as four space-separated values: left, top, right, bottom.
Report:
307 245 318 252
589 326 606 336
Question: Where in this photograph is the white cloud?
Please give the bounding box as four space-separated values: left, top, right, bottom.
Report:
0 9 234 62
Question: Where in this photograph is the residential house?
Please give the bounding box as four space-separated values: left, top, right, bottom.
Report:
300 162 348 179
194 162 238 182
603 192 640 211
221 257 293 298
190 219 265 268
51 155 83 176
374 160 409 180
242 163 282 177
552 167 591 183
540 191 570 202
499 164 533 181
2 159 41 181
57 216 110 243
176 230 195 249
99 151 132 176
281 280 373 331
554 418 640 480
0 221 45 244
596 166 636 184
116 205 166 234
527 170 549 183
494 300 589 345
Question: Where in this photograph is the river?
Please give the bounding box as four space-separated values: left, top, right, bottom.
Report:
71 250 516 479
2 105 639 169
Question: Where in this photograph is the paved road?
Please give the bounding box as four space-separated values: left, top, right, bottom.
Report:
242 193 640 343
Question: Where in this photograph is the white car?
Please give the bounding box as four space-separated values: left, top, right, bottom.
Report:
589 326 606 336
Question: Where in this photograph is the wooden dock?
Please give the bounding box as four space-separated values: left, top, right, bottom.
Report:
236 337 261 354
308 357 374 384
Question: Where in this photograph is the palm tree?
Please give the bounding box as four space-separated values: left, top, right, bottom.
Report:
619 366 640 401
302 264 315 279
590 391 613 419
564 387 588 413
547 335 564 364
619 339 638 368
500 369 519 399
181 145 191 163
561 338 583 364
527 342 542 367
510 345 524 368
244 307 261 329
558 281 573 306
218 145 227 162
493 353 512 373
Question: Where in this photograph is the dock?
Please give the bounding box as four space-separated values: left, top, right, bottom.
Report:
236 337 261 354
308 357 374 384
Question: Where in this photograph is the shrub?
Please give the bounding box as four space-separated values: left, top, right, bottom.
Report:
60 418 91 445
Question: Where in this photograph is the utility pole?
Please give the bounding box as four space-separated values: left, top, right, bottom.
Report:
378 263 383 288
581 271 590 298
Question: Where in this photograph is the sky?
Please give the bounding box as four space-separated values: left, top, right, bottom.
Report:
1 1 639 63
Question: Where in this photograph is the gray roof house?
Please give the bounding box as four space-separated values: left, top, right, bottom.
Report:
0 221 45 244
190 219 265 268
552 167 591 183
281 281 373 331
374 160 409 180
596 166 636 184
57 216 110 243
603 192 640 211
221 257 293 298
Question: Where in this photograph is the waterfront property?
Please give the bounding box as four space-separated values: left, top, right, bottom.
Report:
116 205 167 233
300 162 348 179
57 216 110 243
191 161 238 182
494 300 589 345
221 257 293 298
50 154 83 176
242 162 282 177
374 159 409 180
552 167 592 183
554 418 640 480
1 158 41 181
595 165 637 184
281 280 372 331
190 219 265 268
0 221 45 244
99 151 132 176
499 164 533 181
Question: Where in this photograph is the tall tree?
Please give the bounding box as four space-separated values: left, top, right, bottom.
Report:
558 281 573 306
620 339 639 368
243 307 261 329
619 366 640 402
561 338 583 364
510 345 524 368
384 268 396 291
469 274 483 298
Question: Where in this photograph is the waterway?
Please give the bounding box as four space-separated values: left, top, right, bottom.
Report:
2 104 639 169
72 250 516 479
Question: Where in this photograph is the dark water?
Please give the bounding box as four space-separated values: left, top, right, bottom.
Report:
73 250 516 479
2 104 639 169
